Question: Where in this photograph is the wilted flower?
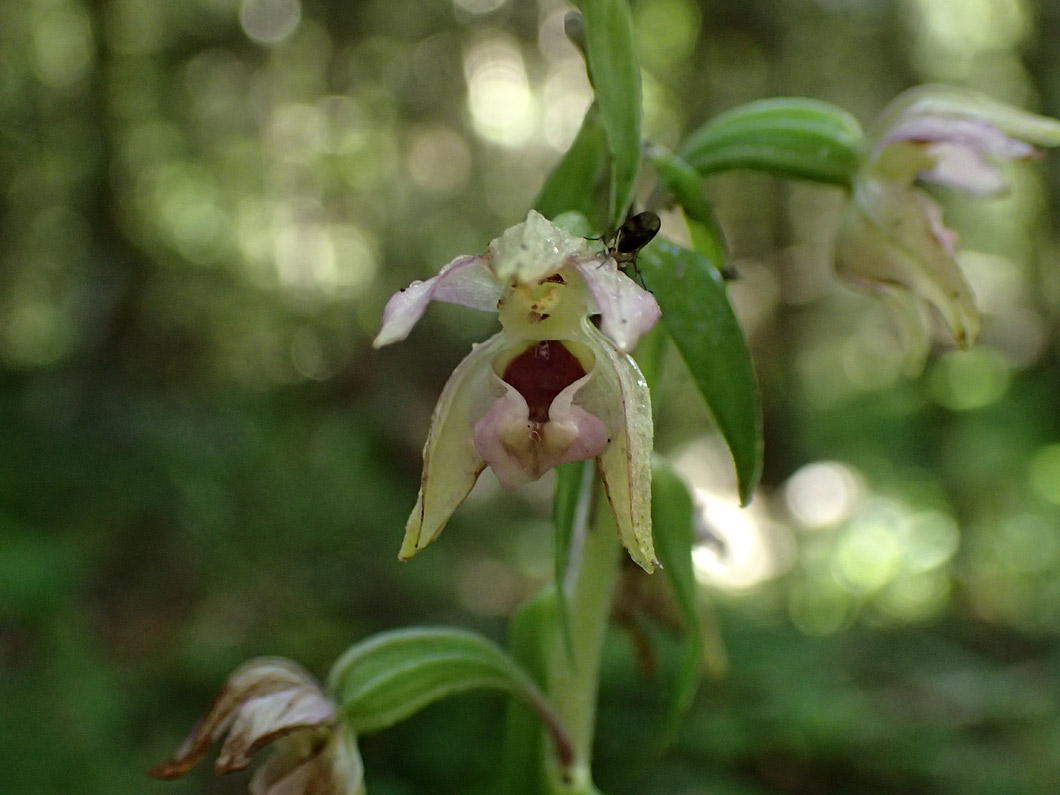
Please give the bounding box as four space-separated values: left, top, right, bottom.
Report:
150 658 364 795
835 85 1060 356
374 210 661 571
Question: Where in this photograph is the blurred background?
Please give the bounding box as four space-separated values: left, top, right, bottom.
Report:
3 0 1060 792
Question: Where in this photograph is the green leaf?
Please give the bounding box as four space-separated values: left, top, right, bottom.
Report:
580 0 643 226
646 144 729 269
651 460 701 729
680 98 865 187
638 241 762 504
328 627 573 768
534 107 610 231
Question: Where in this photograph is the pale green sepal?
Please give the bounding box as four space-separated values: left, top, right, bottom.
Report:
680 97 865 187
489 210 596 285
577 319 656 572
399 333 507 560
837 180 980 346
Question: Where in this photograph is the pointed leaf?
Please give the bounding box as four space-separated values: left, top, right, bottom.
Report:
328 628 569 760
680 98 865 187
580 0 643 225
638 242 762 504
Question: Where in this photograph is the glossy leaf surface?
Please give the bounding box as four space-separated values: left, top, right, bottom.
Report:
681 98 865 187
638 242 762 504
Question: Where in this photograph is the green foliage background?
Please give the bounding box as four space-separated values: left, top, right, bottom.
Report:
3 0 1060 793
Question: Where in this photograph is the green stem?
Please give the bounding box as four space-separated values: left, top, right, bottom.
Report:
545 477 623 794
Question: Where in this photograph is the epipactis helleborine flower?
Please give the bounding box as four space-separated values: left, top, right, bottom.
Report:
150 658 364 795
374 210 661 571
835 85 1060 355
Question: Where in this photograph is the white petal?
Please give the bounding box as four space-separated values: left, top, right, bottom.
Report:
574 259 661 354
373 254 500 348
488 209 596 284
919 142 1009 196
399 333 508 559
575 320 656 572
472 369 609 490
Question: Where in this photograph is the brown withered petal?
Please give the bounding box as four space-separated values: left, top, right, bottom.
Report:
249 725 364 795
150 658 336 780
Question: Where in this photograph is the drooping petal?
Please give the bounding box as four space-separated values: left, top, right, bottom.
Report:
837 179 980 345
250 724 365 795
488 209 597 284
574 259 661 354
873 85 1060 151
575 320 656 572
472 369 609 490
373 254 501 348
399 333 509 560
150 659 336 780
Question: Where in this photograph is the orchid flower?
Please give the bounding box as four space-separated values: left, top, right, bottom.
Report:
151 658 364 795
374 210 662 571
835 85 1060 357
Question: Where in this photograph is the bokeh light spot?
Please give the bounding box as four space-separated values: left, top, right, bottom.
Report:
241 0 301 45
691 491 791 591
789 579 851 636
33 3 95 88
464 35 536 147
406 126 472 195
833 500 905 593
634 0 701 71
1029 444 1060 506
785 461 863 529
929 347 1010 411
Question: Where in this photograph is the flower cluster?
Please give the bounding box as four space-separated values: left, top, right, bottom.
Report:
375 210 661 571
836 85 1060 357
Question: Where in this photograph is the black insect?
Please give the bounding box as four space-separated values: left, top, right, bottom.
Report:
607 210 660 268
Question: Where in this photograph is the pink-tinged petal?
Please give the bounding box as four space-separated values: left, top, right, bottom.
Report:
836 180 980 346
399 333 509 560
879 116 1036 161
472 369 609 490
874 85 1060 150
373 254 501 348
575 320 656 572
574 260 661 354
874 118 1030 196
488 209 597 284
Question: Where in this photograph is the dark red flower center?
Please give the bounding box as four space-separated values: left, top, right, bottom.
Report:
502 340 586 423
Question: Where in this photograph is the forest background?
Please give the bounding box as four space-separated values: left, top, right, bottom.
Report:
4 0 1060 793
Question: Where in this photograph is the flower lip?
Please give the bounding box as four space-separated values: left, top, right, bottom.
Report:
500 340 588 423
